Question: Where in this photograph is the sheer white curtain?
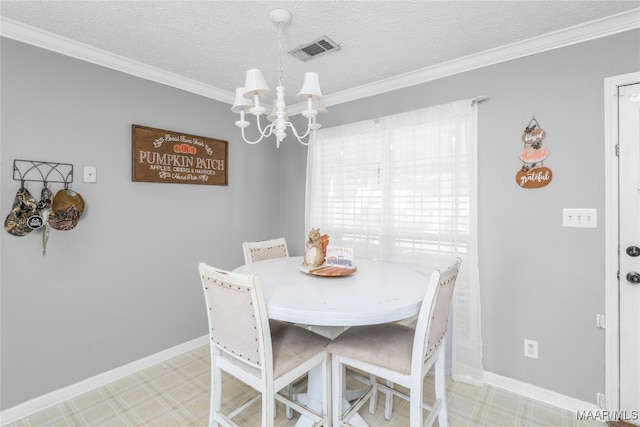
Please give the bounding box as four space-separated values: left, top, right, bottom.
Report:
305 99 483 385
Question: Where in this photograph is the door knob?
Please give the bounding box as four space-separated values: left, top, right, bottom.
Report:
626 246 640 257
627 272 640 284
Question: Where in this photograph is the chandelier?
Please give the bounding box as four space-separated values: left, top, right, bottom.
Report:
231 9 325 148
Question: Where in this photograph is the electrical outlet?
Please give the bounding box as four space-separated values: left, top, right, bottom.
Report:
597 392 606 409
524 339 538 359
596 314 606 329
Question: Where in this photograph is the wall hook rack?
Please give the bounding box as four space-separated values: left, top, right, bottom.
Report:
13 159 74 186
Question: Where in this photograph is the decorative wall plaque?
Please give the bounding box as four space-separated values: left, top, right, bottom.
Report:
516 117 552 189
516 166 553 189
132 125 228 185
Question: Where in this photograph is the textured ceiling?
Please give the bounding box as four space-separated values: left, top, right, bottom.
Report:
1 1 639 107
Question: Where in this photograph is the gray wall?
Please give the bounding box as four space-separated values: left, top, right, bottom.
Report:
1 27 638 411
277 116 310 256
0 38 283 409
280 29 640 404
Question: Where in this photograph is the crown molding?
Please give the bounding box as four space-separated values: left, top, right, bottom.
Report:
2 7 638 113
0 17 236 104
315 7 640 111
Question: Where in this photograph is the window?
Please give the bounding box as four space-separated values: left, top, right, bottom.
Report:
306 100 474 273
305 99 484 385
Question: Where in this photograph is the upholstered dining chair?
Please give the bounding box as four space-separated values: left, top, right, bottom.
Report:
198 262 330 427
328 258 461 427
242 237 289 264
242 236 306 416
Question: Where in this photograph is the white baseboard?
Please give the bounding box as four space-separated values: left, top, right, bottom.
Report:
0 346 599 425
0 335 209 426
484 371 600 414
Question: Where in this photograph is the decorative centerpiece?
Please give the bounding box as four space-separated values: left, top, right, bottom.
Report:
303 228 327 268
301 228 357 277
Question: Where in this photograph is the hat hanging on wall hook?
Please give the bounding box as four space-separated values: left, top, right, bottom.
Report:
48 182 85 231
7 160 80 253
4 181 40 236
39 183 53 255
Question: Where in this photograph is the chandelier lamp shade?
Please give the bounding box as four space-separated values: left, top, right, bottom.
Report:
231 9 326 148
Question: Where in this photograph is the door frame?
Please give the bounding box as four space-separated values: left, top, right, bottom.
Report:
604 71 640 412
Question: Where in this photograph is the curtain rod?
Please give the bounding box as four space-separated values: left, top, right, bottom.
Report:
471 96 489 104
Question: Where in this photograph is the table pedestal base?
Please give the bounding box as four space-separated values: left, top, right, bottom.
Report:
293 325 369 427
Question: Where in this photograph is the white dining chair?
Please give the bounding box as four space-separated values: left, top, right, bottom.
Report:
328 258 461 427
242 237 289 264
242 236 308 419
198 262 330 427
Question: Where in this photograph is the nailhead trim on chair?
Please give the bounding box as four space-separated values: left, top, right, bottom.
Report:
204 275 262 366
425 271 459 356
249 245 288 261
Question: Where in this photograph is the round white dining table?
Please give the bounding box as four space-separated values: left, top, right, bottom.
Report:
233 255 428 329
233 256 429 427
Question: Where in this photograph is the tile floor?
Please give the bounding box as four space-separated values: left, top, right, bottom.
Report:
5 344 605 427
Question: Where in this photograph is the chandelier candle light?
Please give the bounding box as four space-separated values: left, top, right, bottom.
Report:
232 9 325 148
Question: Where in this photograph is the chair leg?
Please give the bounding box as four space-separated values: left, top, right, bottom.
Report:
262 387 275 427
285 384 294 419
210 357 222 427
435 345 449 427
368 374 377 414
409 374 424 427
384 379 393 420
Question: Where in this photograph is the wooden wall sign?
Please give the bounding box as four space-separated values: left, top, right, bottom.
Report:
516 166 553 188
516 117 552 189
132 125 227 185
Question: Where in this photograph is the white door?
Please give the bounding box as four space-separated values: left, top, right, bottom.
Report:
619 82 640 422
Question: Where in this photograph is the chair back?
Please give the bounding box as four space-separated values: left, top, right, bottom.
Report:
242 237 289 264
198 262 272 372
412 258 461 366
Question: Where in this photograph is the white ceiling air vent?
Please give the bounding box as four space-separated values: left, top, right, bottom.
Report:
288 36 340 61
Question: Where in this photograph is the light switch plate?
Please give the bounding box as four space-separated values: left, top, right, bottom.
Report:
562 208 597 228
83 165 97 183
